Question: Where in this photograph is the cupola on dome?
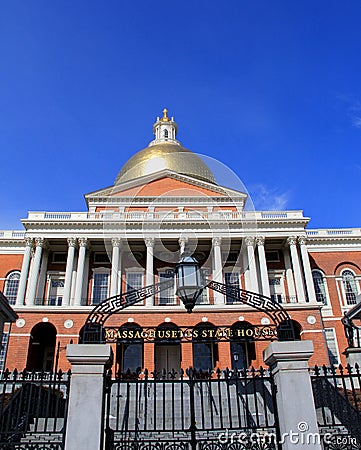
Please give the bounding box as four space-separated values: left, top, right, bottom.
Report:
115 109 216 185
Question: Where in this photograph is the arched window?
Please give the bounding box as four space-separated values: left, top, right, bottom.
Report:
342 269 358 305
312 270 328 304
4 271 20 305
230 321 256 370
164 129 169 139
116 324 144 377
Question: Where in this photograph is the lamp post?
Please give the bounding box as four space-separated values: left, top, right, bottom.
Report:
175 254 203 313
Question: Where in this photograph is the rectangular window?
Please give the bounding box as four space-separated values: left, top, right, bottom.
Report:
265 251 280 262
159 272 175 305
225 272 240 304
47 279 64 306
93 273 109 305
0 332 9 371
126 272 144 292
52 253 67 264
324 328 339 365
94 253 110 264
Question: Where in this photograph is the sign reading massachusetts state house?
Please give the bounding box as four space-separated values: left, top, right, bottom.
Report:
104 324 278 343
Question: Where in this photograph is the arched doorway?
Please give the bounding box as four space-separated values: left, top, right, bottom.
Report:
116 323 144 377
154 323 181 378
230 321 256 370
26 323 57 371
192 323 218 372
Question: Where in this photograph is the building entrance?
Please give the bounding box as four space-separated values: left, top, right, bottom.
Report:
155 344 181 378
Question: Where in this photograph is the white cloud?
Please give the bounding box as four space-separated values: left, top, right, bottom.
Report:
353 117 361 128
248 184 290 211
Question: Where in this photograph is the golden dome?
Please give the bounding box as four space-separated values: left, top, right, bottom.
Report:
115 143 216 185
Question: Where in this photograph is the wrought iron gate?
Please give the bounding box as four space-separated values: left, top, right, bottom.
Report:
104 367 280 450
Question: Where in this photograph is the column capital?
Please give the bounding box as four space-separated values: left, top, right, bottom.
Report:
67 237 78 248
255 236 265 246
35 237 46 248
178 236 188 246
298 236 308 246
244 236 255 247
212 236 222 246
286 236 297 247
111 237 122 248
145 236 155 248
24 237 33 247
78 237 89 248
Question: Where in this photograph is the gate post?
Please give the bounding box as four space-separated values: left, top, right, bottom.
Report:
64 344 113 450
264 340 321 450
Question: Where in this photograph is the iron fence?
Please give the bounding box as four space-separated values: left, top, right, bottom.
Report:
105 367 280 450
0 369 71 449
311 364 361 449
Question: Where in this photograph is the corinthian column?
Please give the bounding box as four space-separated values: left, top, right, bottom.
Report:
245 236 259 293
16 237 33 306
110 238 122 297
145 237 154 307
63 237 77 306
256 236 270 297
212 237 224 304
299 236 316 303
74 238 88 306
26 237 46 306
286 236 306 303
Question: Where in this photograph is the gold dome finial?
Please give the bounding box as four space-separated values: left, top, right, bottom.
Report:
160 108 170 122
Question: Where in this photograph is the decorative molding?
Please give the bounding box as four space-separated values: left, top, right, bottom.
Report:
35 237 46 248
286 236 298 246
212 237 222 246
78 237 89 248
255 236 265 246
25 237 33 247
67 237 77 248
144 237 155 248
245 236 255 247
298 236 308 246
111 237 122 248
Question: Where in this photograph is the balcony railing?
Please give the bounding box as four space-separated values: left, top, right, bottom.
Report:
24 210 306 222
307 228 361 237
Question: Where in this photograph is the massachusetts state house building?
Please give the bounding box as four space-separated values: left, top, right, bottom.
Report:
0 110 360 373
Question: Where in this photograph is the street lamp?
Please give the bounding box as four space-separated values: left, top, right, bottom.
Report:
175 253 203 313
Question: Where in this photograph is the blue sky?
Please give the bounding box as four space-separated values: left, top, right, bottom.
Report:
1 1 361 229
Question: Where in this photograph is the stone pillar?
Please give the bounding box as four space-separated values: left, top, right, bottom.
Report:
299 236 316 303
26 237 46 306
145 237 154 307
256 236 270 297
63 238 77 307
36 249 49 304
245 236 259 293
344 347 361 367
242 247 250 290
178 236 188 255
110 238 121 297
284 247 297 303
212 237 223 305
264 341 321 450
287 237 306 303
16 237 33 306
74 238 88 306
65 344 113 450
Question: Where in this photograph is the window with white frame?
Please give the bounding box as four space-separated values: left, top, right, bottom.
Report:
268 272 286 303
92 271 109 305
126 271 144 293
341 269 359 306
312 270 328 304
224 271 240 304
158 270 175 305
47 278 64 306
324 328 340 365
4 271 21 305
0 331 9 371
196 268 210 304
